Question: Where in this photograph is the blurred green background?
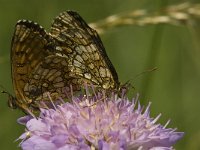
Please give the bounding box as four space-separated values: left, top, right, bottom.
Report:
0 0 200 149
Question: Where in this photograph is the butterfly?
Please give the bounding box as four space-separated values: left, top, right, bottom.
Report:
9 11 120 114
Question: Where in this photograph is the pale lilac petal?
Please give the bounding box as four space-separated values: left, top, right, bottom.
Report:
149 147 173 150
21 136 57 150
17 116 33 125
26 119 48 132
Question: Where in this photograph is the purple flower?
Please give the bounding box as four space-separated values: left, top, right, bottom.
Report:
18 93 184 150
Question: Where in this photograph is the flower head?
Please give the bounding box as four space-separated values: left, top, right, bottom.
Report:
18 92 184 150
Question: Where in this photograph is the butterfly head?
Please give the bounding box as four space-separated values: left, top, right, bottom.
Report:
117 81 133 97
1 90 17 109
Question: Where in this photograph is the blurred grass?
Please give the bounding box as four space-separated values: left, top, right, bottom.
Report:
0 0 200 149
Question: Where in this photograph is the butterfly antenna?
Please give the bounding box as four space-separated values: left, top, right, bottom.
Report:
119 67 157 94
127 67 158 84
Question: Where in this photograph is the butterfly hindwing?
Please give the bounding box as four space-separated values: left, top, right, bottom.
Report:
11 20 52 112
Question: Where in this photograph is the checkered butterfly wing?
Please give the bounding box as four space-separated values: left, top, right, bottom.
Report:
11 21 73 114
11 21 49 113
50 11 119 90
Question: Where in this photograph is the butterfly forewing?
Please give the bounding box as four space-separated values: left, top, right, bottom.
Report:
50 11 119 90
10 11 120 114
